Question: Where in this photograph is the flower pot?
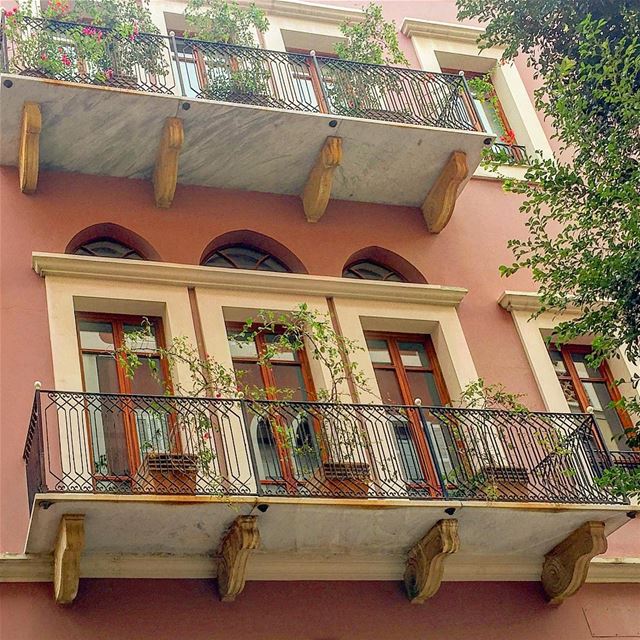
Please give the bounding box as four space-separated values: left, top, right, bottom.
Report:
321 461 370 498
135 452 198 495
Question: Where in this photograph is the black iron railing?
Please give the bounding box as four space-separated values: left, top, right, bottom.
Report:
23 390 625 509
606 450 640 471
1 16 483 131
489 142 529 165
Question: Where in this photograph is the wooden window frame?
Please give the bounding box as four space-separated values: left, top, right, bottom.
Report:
550 343 635 449
75 312 175 481
365 331 450 493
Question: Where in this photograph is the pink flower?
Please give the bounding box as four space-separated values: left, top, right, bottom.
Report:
500 129 516 145
40 53 47 61
105 68 113 79
61 53 71 66
203 433 210 440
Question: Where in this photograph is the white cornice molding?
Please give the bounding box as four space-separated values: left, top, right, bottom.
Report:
32 253 468 307
2 552 638 583
401 18 487 44
245 0 363 23
498 290 542 313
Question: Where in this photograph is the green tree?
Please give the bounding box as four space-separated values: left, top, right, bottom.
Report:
455 0 640 496
184 0 268 46
335 3 408 65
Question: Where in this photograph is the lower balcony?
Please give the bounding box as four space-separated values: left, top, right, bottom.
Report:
19 389 638 603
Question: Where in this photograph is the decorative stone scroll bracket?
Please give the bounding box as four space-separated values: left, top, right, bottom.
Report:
404 518 459 604
301 136 343 223
153 117 184 208
19 101 42 195
53 514 85 605
542 520 607 605
217 515 260 602
421 150 468 233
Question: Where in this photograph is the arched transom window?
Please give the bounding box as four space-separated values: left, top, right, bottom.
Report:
73 238 143 260
203 245 290 272
343 260 405 282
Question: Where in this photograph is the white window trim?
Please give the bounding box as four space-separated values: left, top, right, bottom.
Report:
402 19 554 181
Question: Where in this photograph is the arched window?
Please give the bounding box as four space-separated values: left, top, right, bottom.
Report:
203 244 291 272
343 260 405 282
73 238 143 260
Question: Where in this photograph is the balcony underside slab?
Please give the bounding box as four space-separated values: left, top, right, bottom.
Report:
25 495 635 572
0 75 489 207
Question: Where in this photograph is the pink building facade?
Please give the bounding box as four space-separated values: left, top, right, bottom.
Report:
0 1 638 638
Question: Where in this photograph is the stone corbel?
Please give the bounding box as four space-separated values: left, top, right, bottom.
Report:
542 521 607 605
421 151 468 233
153 117 184 208
53 514 85 604
301 136 342 223
404 519 459 603
19 102 42 194
217 515 260 601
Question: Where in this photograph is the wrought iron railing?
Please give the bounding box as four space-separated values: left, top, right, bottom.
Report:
23 390 625 509
489 142 529 165
605 450 640 471
1 16 483 131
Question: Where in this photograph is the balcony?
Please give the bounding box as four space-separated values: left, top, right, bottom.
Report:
20 389 637 602
0 17 492 227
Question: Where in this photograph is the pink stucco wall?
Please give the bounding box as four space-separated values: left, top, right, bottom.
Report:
1 581 640 640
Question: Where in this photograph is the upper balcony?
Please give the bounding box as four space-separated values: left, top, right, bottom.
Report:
21 389 637 603
0 16 492 229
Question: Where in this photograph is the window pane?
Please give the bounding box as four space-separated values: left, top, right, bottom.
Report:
228 334 259 359
344 260 403 282
393 420 423 483
79 321 115 351
583 381 630 451
74 239 142 260
367 339 392 364
123 323 158 352
406 370 442 406
82 353 119 393
254 418 283 480
549 349 569 376
398 342 431 368
234 362 264 395
571 353 601 379
265 333 298 362
129 356 165 395
88 398 129 476
373 368 404 405
271 364 309 401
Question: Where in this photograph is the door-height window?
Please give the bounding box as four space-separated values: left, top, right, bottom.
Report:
226 323 319 491
77 314 170 481
365 332 454 489
549 344 634 451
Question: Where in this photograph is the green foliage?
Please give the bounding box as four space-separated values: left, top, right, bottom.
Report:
457 0 640 495
335 3 407 66
596 465 640 499
3 0 167 80
458 378 529 412
184 0 268 46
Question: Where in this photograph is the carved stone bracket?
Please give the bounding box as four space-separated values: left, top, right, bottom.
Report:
19 101 42 194
542 521 607 605
153 117 184 208
404 518 459 604
301 136 343 223
53 514 85 605
217 515 260 602
421 151 468 233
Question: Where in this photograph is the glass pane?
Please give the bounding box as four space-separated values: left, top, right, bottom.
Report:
480 100 506 136
75 239 141 260
373 368 404 405
79 321 115 351
123 324 158 352
272 364 308 401
367 339 392 364
398 342 431 368
548 349 569 376
265 333 298 361
228 334 259 359
234 362 264 396
406 370 442 406
393 420 423 483
129 357 165 395
82 353 120 393
583 381 630 451
291 418 321 477
89 399 129 476
344 261 403 282
571 353 602 379
254 417 283 480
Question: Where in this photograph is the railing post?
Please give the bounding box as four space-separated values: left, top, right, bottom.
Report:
169 31 186 98
240 399 264 497
415 401 448 498
309 50 331 114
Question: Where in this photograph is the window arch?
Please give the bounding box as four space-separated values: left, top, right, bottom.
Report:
66 223 161 261
341 247 427 284
203 244 291 272
200 230 308 274
343 260 405 282
73 238 143 260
